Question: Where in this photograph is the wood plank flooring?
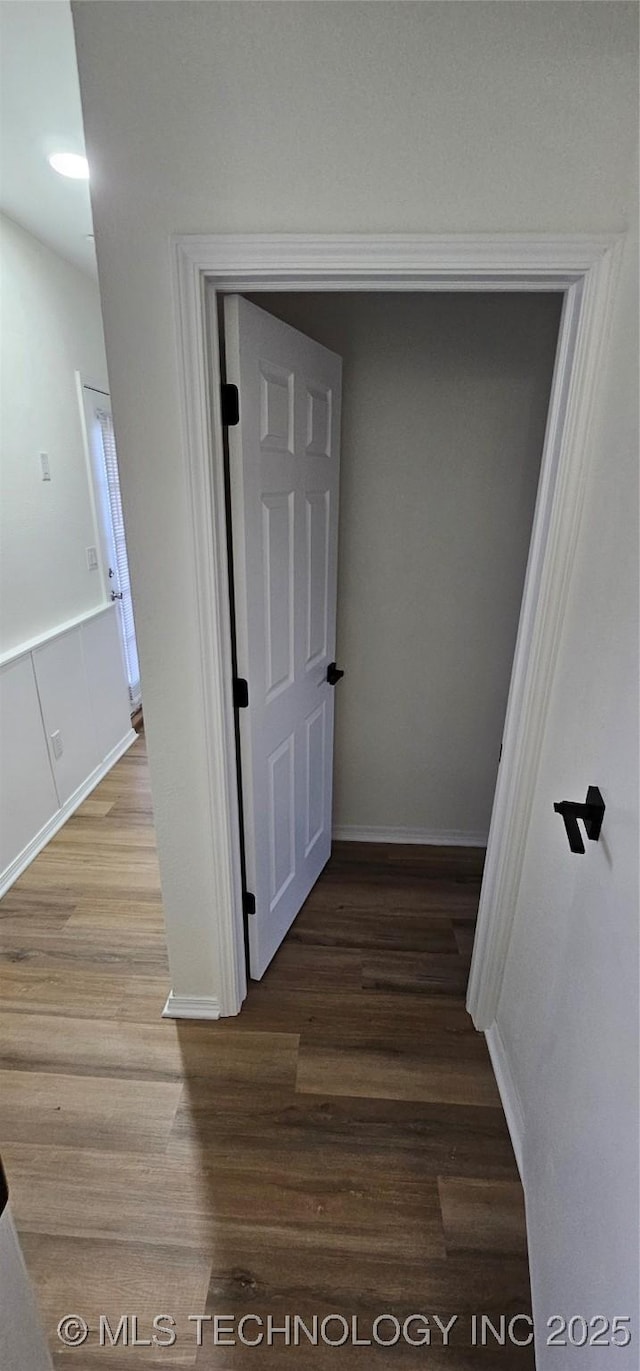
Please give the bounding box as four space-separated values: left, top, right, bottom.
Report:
0 735 533 1367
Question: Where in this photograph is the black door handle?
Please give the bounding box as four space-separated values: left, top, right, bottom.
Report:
326 662 344 686
553 786 605 855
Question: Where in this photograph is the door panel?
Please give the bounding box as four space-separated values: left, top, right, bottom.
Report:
306 491 330 667
262 492 294 697
268 734 296 906
224 296 342 978
305 700 327 856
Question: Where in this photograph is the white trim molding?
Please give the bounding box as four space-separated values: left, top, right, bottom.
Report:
172 232 623 1021
332 825 488 847
0 602 114 671
162 993 222 1021
485 1023 525 1179
0 729 136 900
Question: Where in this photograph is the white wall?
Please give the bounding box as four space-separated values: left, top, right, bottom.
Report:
249 291 561 841
72 4 638 1360
0 213 134 891
494 232 639 1363
0 212 107 653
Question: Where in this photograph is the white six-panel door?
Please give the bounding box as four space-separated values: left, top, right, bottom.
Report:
224 296 342 978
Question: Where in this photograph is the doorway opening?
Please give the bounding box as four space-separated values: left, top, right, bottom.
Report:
167 232 620 1026
80 380 142 717
217 290 563 986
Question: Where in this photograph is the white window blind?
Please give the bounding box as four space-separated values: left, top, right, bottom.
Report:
96 409 141 705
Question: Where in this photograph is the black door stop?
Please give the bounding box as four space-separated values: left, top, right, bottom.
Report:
553 786 605 854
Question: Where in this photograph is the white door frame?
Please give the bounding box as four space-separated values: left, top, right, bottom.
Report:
171 233 622 1024
77 373 142 712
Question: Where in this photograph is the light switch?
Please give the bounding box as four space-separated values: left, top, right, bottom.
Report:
86 546 99 571
39 452 51 481
50 730 63 759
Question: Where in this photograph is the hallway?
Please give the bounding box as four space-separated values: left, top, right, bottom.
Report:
0 735 533 1367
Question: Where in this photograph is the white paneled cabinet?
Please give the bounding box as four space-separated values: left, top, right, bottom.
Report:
0 604 135 895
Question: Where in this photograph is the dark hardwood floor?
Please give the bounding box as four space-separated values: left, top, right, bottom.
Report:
0 735 533 1367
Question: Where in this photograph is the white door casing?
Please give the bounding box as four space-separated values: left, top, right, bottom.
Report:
224 296 342 978
164 234 621 1023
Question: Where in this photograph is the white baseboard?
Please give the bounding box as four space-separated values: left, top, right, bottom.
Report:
0 728 137 900
485 1022 525 1180
332 824 488 847
162 992 222 1020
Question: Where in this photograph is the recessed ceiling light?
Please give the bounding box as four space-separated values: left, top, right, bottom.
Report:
48 152 89 180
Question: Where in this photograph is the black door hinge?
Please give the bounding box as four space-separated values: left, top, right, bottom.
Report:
233 677 249 709
243 890 256 916
221 383 239 426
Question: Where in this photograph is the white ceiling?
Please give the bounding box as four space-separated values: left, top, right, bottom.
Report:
0 0 96 276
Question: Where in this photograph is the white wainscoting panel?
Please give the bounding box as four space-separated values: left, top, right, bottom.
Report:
0 656 59 877
83 606 132 759
33 627 100 805
0 605 136 896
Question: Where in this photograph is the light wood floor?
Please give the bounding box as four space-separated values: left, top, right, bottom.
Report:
0 735 533 1368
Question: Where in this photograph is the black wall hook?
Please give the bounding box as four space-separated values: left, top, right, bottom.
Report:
553 786 605 854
